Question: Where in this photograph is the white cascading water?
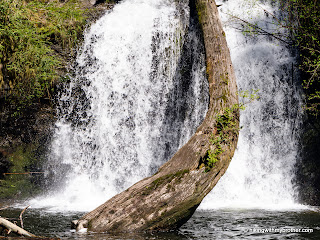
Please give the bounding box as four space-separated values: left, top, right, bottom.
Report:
30 0 208 211
201 0 304 210
30 0 306 212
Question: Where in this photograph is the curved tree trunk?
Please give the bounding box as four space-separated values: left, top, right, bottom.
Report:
72 0 239 232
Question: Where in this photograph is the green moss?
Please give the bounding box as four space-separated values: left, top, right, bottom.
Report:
142 170 189 195
220 72 229 85
0 175 38 199
195 0 207 27
87 220 93 230
0 144 44 199
9 146 34 173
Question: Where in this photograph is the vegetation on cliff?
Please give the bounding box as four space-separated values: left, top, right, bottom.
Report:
282 0 320 115
0 0 115 115
0 0 115 200
0 0 83 114
285 0 320 205
279 0 320 205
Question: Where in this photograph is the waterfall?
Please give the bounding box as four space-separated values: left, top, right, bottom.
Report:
29 0 306 212
30 0 208 211
200 0 304 210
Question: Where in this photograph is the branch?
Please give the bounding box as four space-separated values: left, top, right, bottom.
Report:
225 13 291 45
19 206 30 229
3 172 45 176
307 64 320 88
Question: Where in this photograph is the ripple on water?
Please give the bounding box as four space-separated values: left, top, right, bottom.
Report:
1 208 319 239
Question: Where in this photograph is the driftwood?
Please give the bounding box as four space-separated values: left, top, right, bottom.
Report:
0 206 42 238
0 217 36 238
0 213 60 239
19 206 30 229
72 0 239 232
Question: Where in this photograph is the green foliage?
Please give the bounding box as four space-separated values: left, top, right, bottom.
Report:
287 0 320 115
199 89 259 172
238 89 259 100
205 140 222 170
0 0 88 115
201 105 240 172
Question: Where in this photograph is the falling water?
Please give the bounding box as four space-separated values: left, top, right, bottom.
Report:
30 0 306 212
30 0 208 211
201 0 304 210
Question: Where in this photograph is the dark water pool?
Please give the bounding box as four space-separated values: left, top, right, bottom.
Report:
1 208 319 239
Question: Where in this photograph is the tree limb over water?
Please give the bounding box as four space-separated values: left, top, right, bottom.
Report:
72 0 239 232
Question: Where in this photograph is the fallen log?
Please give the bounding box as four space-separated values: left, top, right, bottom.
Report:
0 217 36 238
73 0 239 232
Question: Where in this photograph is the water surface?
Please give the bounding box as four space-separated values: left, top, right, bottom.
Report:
2 208 319 239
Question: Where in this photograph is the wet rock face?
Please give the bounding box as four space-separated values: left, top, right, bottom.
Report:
0 103 54 146
0 102 54 199
295 117 320 206
73 0 239 233
0 152 11 179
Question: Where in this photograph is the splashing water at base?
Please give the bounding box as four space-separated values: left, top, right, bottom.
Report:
200 0 305 210
29 0 208 212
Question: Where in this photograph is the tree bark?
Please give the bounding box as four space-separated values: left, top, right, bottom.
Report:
73 0 239 232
